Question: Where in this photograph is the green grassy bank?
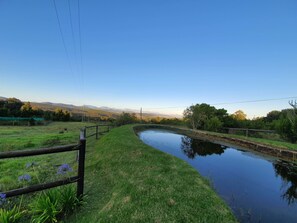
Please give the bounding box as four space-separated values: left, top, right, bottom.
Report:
65 125 237 223
210 132 297 151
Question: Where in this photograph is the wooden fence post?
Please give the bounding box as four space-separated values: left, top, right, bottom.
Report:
77 130 86 199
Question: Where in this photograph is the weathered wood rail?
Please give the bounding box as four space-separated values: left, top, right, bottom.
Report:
0 124 112 199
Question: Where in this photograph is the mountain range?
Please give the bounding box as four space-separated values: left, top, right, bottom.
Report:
0 96 176 119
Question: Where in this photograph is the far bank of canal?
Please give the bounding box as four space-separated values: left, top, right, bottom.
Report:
137 127 297 223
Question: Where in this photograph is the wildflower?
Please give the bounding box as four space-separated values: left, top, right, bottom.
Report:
57 164 73 175
0 193 6 205
26 162 37 168
18 174 31 182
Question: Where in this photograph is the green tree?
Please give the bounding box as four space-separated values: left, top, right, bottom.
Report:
115 112 138 126
21 102 33 117
3 98 23 116
275 101 297 143
265 110 281 122
183 103 217 130
53 109 71 121
205 117 223 132
231 110 247 121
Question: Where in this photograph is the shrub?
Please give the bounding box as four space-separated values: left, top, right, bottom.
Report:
30 189 61 223
0 206 25 223
205 117 223 132
276 118 297 143
59 185 82 215
115 112 138 126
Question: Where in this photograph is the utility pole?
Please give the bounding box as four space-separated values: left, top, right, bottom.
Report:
140 107 142 123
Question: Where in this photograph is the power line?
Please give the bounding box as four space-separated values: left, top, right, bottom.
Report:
77 0 84 86
52 0 74 75
67 0 78 71
77 0 86 121
142 96 297 110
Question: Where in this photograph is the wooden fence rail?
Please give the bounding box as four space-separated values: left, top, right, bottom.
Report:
0 124 112 199
222 127 276 138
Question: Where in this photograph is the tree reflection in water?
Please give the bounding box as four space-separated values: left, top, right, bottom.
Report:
273 160 297 205
180 136 226 159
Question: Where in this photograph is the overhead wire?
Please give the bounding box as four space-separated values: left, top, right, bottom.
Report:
77 0 86 120
52 0 85 120
67 0 78 72
142 96 297 110
52 0 75 77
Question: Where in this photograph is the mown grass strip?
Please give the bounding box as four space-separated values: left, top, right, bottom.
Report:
65 125 237 223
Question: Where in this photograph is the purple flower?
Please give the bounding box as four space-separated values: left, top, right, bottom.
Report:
0 193 6 205
18 174 31 182
26 162 37 168
57 164 73 175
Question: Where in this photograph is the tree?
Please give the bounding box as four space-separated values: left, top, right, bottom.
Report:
231 110 247 121
183 103 218 130
205 117 223 132
115 112 138 126
265 110 281 122
2 98 23 116
21 102 33 117
53 108 71 121
276 101 297 143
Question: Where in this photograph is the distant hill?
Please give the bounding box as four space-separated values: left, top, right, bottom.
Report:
1 96 177 119
31 102 174 119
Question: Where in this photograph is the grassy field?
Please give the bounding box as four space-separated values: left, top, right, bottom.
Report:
0 122 94 152
0 122 95 194
65 125 237 223
1 123 237 222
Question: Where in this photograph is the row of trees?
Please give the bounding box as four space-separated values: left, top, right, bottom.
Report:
0 98 71 121
183 102 297 143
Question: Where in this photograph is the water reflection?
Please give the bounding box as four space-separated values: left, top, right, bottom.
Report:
181 136 226 158
273 160 297 205
139 130 297 222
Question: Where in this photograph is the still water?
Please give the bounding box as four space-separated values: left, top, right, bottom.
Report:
138 129 297 223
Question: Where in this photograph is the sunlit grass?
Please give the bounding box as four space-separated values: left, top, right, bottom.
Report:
65 125 237 223
208 131 297 151
0 122 93 152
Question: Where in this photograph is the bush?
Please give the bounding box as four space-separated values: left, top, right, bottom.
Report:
115 112 138 126
59 185 82 215
0 206 25 223
276 118 297 143
30 189 61 223
205 117 223 132
30 186 81 223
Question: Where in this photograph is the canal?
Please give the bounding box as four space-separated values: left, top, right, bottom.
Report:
138 129 297 223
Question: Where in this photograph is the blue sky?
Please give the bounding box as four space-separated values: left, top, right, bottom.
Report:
0 0 297 118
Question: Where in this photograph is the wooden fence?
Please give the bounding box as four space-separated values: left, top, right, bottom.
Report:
223 127 276 138
0 124 112 199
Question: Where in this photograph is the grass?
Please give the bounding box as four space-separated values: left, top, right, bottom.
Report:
65 125 237 223
0 122 94 152
207 131 297 151
1 123 237 222
0 122 94 192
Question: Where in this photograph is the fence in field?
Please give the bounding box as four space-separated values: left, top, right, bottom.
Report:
0 124 112 199
222 127 277 139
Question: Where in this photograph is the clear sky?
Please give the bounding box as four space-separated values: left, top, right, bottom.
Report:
0 0 297 118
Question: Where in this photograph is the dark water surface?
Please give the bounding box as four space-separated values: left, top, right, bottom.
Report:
138 129 297 223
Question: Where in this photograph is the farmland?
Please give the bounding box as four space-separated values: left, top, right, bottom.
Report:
0 123 236 222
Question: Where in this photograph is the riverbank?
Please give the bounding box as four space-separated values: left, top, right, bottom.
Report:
66 125 237 222
134 125 297 161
